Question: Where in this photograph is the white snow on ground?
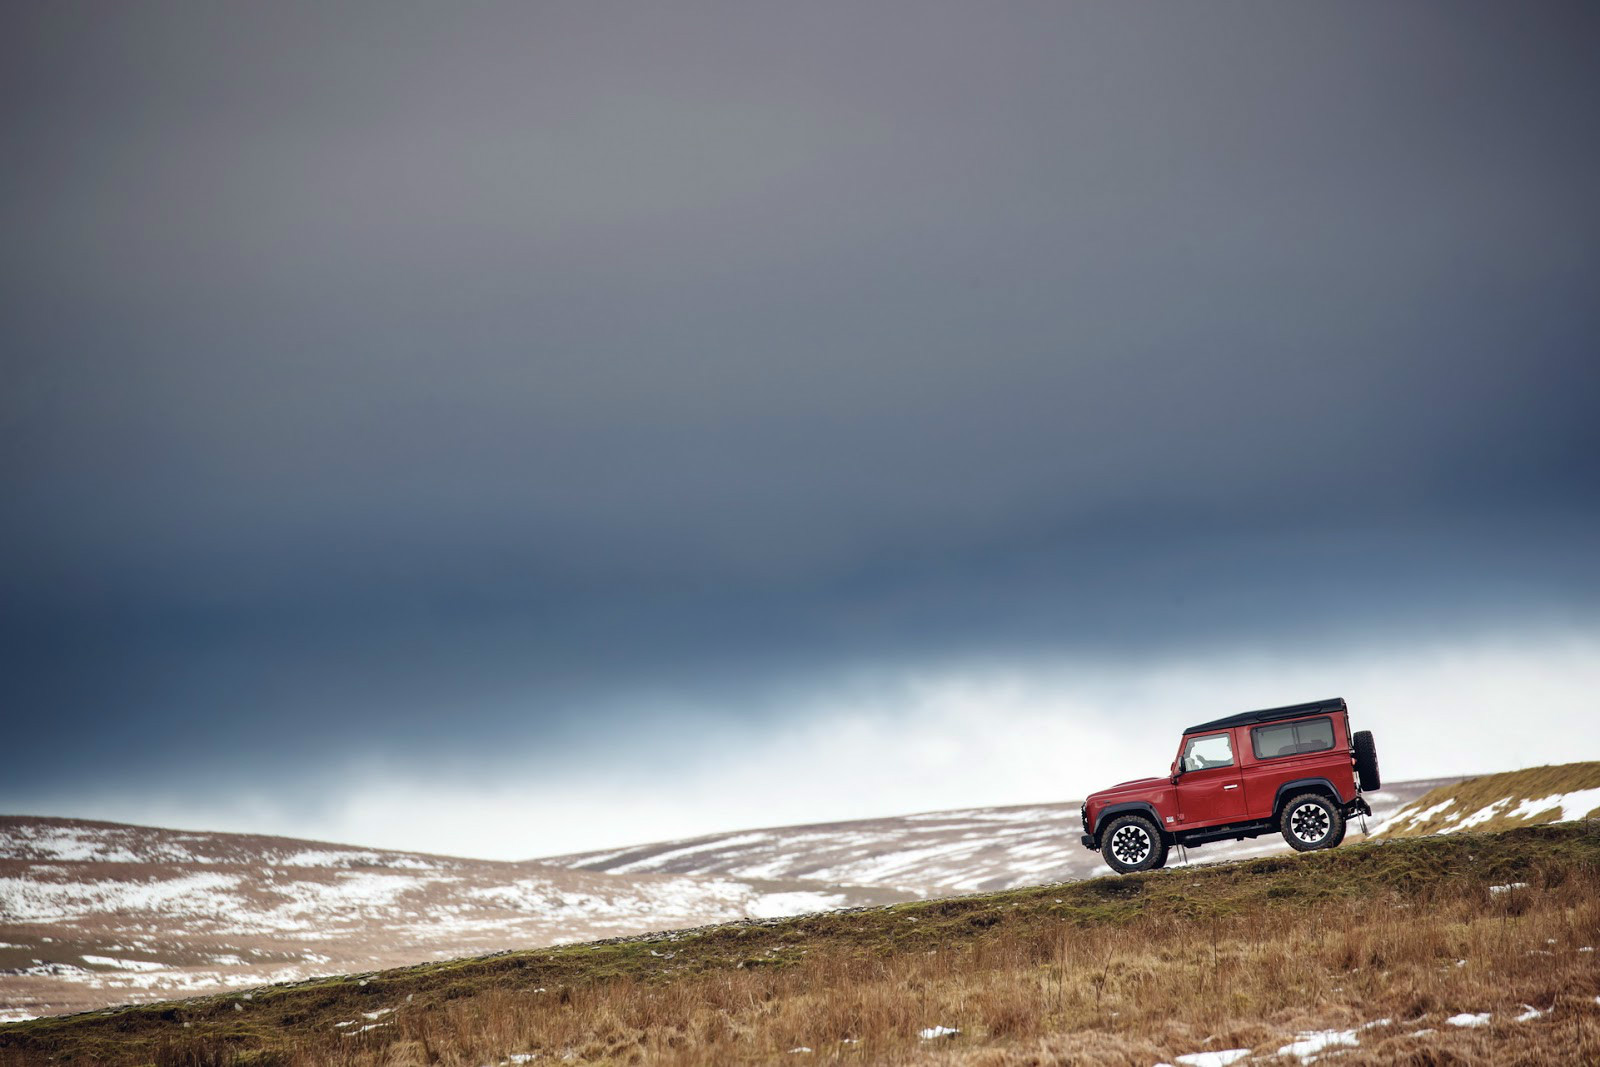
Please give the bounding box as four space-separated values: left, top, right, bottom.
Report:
1504 787 1600 823
278 850 432 870
1488 882 1528 895
80 956 166 972
744 891 848 918
919 1026 960 1039
1446 800 1510 832
905 808 1064 823
1174 1050 1251 1067
0 870 454 934
1370 798 1456 835
462 875 837 923
10 964 93 979
1277 1028 1359 1061
1376 785 1600 837
0 873 244 923
1514 1005 1548 1022
1446 1012 1492 1027
0 821 451 871
333 1007 395 1032
809 840 997 888
0 824 207 865
269 872 433 918
602 834 774 875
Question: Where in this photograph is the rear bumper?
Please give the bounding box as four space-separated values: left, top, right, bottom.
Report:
1344 796 1373 818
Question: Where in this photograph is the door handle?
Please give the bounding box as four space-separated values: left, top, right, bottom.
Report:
1222 784 1239 790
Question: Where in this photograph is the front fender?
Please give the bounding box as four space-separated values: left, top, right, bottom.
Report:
1086 800 1170 846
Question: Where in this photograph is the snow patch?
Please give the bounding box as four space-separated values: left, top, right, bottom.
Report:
0 873 244 923
1504 787 1600 823
744 891 847 919
81 955 166 972
1175 1050 1251 1067
1276 1028 1358 1061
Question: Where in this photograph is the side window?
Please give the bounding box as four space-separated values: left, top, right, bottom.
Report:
1251 717 1335 760
1181 732 1234 772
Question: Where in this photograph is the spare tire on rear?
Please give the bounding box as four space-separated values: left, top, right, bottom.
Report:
1353 730 1380 791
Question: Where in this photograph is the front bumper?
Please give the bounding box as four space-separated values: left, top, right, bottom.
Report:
1080 834 1097 851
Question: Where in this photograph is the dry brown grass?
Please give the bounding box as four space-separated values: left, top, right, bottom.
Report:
5 825 1599 1066
299 880 1600 1065
1377 762 1600 838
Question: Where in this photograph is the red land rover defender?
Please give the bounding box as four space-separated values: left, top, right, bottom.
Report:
1079 698 1380 874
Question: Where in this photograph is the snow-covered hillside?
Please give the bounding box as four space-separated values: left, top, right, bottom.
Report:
0 818 904 1021
1374 762 1600 838
545 780 1452 890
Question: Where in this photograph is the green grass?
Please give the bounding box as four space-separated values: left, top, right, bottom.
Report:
3 822 1598 1065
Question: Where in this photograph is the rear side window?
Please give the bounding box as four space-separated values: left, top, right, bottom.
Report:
1252 717 1335 760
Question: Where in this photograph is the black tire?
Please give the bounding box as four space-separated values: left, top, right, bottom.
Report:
1353 730 1381 791
1280 792 1345 852
1099 814 1168 874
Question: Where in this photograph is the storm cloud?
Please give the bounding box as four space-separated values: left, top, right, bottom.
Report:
3 2 1597 852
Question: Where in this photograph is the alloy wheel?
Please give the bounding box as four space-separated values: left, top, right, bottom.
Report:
1290 803 1331 844
1110 823 1152 865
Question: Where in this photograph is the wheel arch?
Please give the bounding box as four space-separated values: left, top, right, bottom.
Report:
1092 802 1171 844
1272 778 1342 820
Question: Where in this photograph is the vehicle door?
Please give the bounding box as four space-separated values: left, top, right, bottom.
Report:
1174 729 1249 828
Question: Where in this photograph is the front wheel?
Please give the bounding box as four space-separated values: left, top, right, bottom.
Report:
1280 793 1345 852
1099 814 1168 874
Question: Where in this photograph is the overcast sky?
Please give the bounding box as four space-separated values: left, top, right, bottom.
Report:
3 2 1597 859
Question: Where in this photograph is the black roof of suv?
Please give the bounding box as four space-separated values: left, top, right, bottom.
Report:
1184 697 1346 736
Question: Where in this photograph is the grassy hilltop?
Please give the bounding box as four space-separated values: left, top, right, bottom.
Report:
3 823 1598 1066
1376 762 1600 838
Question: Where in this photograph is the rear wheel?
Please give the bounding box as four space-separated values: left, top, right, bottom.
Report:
1100 814 1168 874
1280 793 1345 852
1353 730 1381 791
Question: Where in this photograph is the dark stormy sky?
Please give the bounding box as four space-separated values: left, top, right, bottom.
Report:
3 2 1598 857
